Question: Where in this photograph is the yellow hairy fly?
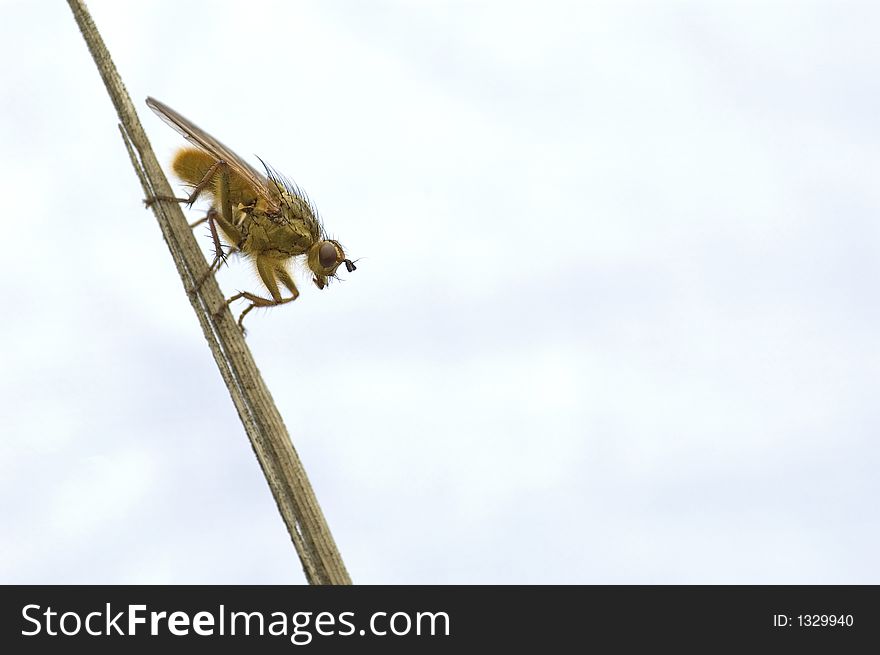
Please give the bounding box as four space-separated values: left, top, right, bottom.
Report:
145 97 355 331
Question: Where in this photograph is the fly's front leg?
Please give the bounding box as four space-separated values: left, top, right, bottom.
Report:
222 290 299 333
218 257 299 333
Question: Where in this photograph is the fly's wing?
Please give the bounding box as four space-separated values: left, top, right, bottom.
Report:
146 97 279 212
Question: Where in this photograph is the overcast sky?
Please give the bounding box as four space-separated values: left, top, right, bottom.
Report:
1 0 878 584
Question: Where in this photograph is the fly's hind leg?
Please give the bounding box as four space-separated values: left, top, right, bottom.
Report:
150 161 244 297
144 158 228 209
144 157 238 263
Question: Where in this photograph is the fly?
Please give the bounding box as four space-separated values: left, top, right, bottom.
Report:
145 97 355 332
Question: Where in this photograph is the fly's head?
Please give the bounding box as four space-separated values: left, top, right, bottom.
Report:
308 239 356 289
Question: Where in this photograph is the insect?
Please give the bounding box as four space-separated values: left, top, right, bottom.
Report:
145 97 355 331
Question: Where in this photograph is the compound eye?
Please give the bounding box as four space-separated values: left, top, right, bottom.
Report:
319 241 338 269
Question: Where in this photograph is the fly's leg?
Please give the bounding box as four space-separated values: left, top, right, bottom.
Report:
144 158 228 209
147 160 243 297
205 206 227 264
206 161 242 265
189 209 241 294
222 290 299 333
147 196 229 297
146 159 235 267
217 257 299 333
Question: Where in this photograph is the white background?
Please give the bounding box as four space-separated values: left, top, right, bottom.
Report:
1 0 878 583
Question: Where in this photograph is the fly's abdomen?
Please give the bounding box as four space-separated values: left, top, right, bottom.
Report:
171 147 258 207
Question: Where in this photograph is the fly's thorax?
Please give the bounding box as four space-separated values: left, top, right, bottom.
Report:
241 209 315 258
278 191 321 236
